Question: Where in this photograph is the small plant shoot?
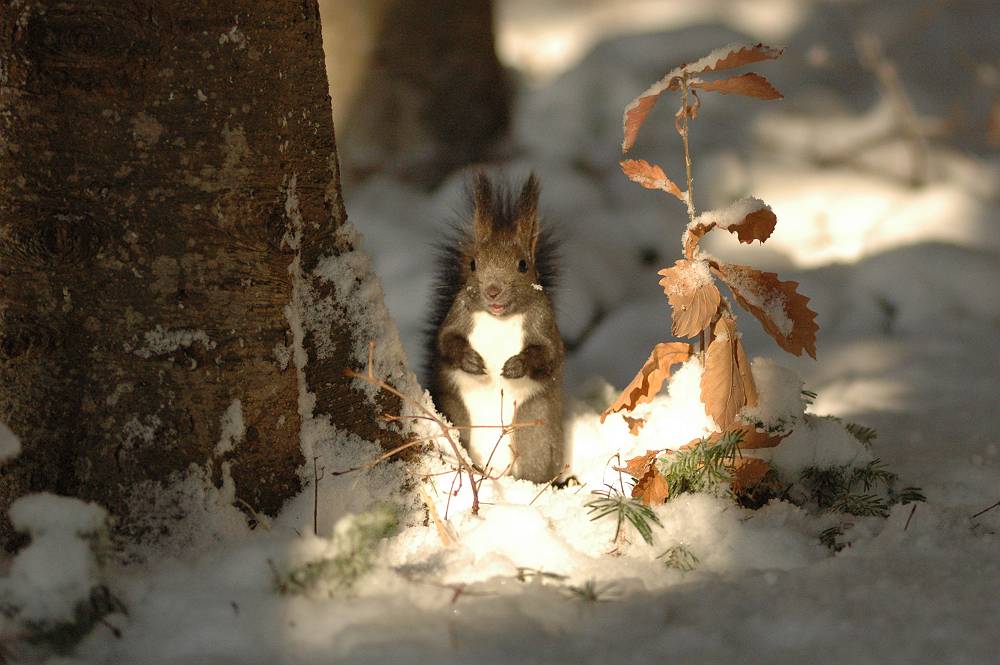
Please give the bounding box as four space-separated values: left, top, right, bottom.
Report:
601 43 826 506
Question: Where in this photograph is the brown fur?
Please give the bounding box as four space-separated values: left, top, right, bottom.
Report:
425 173 564 482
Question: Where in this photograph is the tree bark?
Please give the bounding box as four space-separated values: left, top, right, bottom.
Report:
0 0 404 547
322 0 511 187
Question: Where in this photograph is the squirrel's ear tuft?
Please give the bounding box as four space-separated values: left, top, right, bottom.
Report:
472 171 493 241
516 173 540 256
516 173 540 220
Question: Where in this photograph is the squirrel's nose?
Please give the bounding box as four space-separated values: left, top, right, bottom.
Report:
485 285 501 299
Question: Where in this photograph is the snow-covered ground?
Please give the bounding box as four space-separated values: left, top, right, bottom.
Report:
4 2 1000 663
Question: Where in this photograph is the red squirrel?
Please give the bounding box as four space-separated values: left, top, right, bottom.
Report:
425 173 564 482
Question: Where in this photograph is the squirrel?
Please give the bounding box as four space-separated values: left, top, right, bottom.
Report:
425 172 565 483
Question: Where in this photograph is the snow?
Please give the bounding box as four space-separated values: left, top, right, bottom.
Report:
740 356 805 431
2 495 108 626
0 421 20 463
9 1 1000 663
129 325 215 359
692 195 770 232
215 399 244 456
763 415 874 472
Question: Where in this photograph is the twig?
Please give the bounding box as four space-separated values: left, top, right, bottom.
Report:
615 453 627 497
99 617 122 639
679 72 697 224
313 456 325 536
903 503 917 531
345 352 482 516
383 413 542 432
478 392 517 486
971 499 1000 520
233 497 272 531
444 467 463 521
419 483 457 547
327 435 430 478
528 465 571 506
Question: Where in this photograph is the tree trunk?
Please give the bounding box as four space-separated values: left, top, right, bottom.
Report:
321 0 511 187
0 0 404 547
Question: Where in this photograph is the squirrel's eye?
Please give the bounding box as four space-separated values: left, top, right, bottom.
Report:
517 259 528 273
470 258 477 272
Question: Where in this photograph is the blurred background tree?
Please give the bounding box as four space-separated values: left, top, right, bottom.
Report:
321 0 511 188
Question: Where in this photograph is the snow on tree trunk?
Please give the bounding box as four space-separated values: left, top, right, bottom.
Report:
0 0 405 548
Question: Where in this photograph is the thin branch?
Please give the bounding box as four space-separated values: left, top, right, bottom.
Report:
679 72 697 225
971 500 1000 520
312 456 325 536
344 361 482 516
326 436 431 478
903 503 917 531
528 465 571 506
444 467 462 521
419 483 456 547
383 413 542 432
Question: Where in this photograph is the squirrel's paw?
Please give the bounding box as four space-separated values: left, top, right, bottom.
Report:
460 348 487 375
501 354 526 379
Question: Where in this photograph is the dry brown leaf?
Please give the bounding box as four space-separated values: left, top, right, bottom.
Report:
701 315 758 429
673 89 702 134
601 342 692 422
712 263 819 358
726 206 777 245
738 426 787 449
690 72 783 100
689 43 785 76
622 43 784 153
677 427 782 452
683 223 713 259
621 450 660 478
683 200 775 258
622 92 661 154
620 159 686 202
657 260 721 338
633 465 670 505
730 457 771 492
623 416 646 436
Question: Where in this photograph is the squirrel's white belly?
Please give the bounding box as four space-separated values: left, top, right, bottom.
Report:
449 311 542 475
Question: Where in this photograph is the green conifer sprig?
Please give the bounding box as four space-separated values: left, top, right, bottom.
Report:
273 506 398 597
566 579 617 603
659 430 744 497
844 422 878 448
800 456 924 518
819 524 849 552
586 485 663 545
658 543 699 571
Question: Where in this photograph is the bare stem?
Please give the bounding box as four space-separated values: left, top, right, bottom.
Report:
680 73 697 225
312 456 325 536
971 499 1000 520
345 345 481 515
